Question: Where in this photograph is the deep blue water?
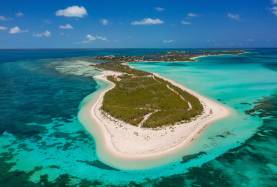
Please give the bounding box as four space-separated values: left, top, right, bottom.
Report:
0 49 276 186
0 48 193 63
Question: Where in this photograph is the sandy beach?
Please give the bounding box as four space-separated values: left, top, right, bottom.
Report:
78 69 231 170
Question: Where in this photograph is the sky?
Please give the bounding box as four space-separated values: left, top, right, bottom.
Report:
0 0 276 48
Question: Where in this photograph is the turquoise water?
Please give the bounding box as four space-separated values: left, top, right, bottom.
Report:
0 49 276 186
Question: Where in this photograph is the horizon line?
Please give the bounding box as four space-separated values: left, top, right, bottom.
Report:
0 47 277 50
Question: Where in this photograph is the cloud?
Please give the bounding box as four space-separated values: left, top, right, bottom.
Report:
16 12 24 17
270 1 277 16
227 13 240 21
0 26 7 31
85 34 96 42
187 13 198 18
181 13 197 25
95 36 107 41
181 20 191 25
155 7 165 12
34 30 51 37
56 5 87 18
272 6 277 16
0 16 7 21
9 26 27 34
59 24 73 29
100 19 109 26
131 18 164 25
82 34 107 43
163 40 174 44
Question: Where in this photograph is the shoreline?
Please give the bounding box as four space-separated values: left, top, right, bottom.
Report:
190 51 246 60
78 68 231 170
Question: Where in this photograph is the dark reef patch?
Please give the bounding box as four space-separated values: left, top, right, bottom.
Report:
0 151 104 187
181 151 206 163
245 94 277 118
263 63 277 71
240 102 251 105
77 160 119 171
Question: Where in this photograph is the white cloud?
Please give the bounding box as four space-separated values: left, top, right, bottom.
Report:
9 26 27 34
56 5 87 18
271 1 277 16
181 20 191 25
0 26 7 31
131 18 164 25
187 13 198 18
181 13 197 25
227 13 240 21
85 34 96 42
16 12 24 17
163 40 174 44
95 36 107 41
82 34 107 43
59 24 73 29
155 7 165 12
34 30 51 37
272 6 277 16
0 16 7 21
100 19 109 26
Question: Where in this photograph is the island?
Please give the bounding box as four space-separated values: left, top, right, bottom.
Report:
94 49 244 62
78 51 234 170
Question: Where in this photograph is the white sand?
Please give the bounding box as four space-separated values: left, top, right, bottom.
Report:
78 70 231 170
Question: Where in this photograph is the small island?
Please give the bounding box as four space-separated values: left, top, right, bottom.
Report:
78 51 234 169
94 49 244 62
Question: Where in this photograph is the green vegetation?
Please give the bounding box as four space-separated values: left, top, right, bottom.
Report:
95 49 244 63
95 61 148 76
95 62 203 128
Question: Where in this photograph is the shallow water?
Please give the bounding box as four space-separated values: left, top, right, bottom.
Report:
0 49 276 186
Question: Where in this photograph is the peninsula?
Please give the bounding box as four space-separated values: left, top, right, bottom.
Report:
78 51 233 170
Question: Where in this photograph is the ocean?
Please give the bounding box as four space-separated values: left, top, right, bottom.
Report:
0 49 276 186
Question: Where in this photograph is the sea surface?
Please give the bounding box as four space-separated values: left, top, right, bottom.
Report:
0 49 276 186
